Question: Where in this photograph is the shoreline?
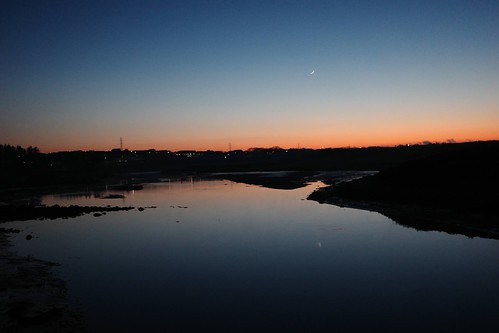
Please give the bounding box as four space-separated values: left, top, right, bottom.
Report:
307 142 499 240
0 228 84 332
308 191 499 240
0 204 137 224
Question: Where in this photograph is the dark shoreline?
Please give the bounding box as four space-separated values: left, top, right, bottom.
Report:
0 228 85 332
308 192 499 240
307 141 499 240
0 204 136 224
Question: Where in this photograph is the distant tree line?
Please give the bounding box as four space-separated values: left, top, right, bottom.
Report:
0 144 40 159
1 141 497 190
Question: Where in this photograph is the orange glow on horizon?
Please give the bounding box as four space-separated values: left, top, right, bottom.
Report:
38 131 499 153
15 109 499 153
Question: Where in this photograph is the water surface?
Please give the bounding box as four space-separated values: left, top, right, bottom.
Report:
6 179 499 332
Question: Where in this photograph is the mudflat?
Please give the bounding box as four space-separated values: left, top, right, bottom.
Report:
0 227 84 332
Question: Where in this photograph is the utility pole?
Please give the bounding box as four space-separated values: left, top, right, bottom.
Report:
120 137 123 151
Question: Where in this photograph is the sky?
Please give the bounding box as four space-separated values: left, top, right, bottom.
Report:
1 0 498 152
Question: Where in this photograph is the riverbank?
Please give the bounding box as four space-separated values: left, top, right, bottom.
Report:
0 227 84 332
0 204 137 223
309 192 499 240
308 142 499 239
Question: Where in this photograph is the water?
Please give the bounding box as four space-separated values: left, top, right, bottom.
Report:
5 179 499 332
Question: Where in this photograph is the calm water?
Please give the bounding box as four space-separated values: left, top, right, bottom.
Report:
6 179 499 332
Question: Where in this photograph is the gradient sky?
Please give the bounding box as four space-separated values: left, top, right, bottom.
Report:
1 0 498 152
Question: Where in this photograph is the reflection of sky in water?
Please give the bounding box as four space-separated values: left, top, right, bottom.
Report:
6 180 499 332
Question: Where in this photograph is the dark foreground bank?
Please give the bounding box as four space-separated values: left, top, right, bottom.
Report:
0 228 84 332
309 141 499 239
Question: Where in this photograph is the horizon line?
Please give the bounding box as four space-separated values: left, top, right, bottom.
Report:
6 139 497 154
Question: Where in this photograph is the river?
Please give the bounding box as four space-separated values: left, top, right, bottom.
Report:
5 178 499 332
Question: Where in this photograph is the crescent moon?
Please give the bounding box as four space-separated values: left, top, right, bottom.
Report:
310 70 315 75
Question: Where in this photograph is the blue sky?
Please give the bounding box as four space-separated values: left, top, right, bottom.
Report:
1 0 498 151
